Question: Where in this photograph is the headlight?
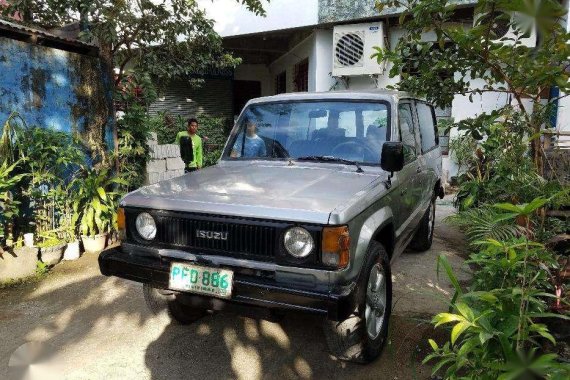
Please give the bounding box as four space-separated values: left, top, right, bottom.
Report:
136 212 156 240
284 227 314 258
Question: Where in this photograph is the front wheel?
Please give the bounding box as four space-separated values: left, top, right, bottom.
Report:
323 242 392 363
143 284 205 325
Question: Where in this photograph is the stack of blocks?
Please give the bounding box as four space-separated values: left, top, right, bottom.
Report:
145 133 186 185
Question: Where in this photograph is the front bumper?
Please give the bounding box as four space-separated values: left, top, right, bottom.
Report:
98 246 357 321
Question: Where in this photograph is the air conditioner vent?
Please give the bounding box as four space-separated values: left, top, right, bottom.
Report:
332 22 385 77
335 32 365 67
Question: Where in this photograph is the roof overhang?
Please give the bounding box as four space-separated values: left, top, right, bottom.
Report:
0 19 99 57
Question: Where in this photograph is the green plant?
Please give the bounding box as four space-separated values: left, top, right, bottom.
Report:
35 261 49 276
426 198 570 379
72 168 125 237
116 104 152 191
445 206 526 243
0 160 27 243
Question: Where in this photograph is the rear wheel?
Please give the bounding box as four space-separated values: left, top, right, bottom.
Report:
323 242 392 363
409 195 436 252
143 284 205 325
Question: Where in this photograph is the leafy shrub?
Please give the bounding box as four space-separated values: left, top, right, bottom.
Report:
116 104 153 191
426 199 570 379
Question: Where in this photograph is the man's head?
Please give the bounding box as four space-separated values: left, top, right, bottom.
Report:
245 118 257 136
187 118 198 135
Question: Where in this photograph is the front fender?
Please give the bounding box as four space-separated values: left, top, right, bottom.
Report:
331 206 394 287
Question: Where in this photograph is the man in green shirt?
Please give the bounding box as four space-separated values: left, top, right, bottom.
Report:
175 118 203 172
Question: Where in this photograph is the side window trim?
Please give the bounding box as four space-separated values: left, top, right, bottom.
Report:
398 101 418 164
414 100 438 154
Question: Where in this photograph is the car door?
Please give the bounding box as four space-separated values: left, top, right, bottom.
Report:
414 100 441 206
394 101 422 240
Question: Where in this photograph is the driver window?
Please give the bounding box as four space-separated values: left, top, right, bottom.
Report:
398 103 418 164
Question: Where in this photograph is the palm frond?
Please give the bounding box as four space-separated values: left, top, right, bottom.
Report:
445 206 526 243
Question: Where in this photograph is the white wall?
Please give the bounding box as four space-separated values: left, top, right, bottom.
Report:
269 34 314 92
313 29 336 92
556 0 570 139
234 64 273 96
198 0 318 37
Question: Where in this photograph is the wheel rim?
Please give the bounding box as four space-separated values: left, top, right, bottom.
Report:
365 263 387 340
427 200 435 239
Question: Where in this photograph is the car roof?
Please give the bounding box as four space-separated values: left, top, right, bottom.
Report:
246 89 425 106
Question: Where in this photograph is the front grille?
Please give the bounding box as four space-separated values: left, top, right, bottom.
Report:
156 215 280 258
127 210 292 260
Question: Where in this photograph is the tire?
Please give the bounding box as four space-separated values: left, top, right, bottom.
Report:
143 284 205 325
409 195 436 252
323 242 392 363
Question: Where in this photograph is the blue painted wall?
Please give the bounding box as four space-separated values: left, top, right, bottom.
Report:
0 36 112 142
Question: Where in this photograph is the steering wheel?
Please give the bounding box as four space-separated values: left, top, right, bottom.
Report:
331 141 377 161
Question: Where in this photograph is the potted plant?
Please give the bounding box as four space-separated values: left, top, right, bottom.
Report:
72 168 123 254
36 232 66 266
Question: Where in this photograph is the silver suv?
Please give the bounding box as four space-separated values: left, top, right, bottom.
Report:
99 90 443 363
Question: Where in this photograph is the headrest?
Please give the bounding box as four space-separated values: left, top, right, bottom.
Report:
313 127 346 139
366 125 384 139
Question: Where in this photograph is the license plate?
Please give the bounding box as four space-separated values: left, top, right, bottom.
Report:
169 262 233 299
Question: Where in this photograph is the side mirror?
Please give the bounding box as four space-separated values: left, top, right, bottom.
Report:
381 142 404 173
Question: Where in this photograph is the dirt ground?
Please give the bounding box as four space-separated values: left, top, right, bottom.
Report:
0 197 471 380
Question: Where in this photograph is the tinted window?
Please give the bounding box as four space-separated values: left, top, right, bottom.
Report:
416 102 438 152
398 103 417 163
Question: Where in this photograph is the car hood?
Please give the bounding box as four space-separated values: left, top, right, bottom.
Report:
122 162 386 224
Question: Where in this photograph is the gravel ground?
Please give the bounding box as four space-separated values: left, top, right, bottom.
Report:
0 197 470 380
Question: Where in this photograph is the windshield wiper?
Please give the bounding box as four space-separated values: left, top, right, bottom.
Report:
296 156 364 173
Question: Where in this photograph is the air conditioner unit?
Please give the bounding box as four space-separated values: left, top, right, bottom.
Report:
332 22 385 77
473 11 537 48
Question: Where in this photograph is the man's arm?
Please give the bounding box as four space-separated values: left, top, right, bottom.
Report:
174 132 181 144
196 137 203 168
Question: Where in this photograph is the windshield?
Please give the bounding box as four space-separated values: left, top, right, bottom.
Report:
224 101 390 165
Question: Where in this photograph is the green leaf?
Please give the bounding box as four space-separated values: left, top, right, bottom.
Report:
455 302 475 321
433 312 465 327
97 187 107 201
428 339 439 351
493 203 523 213
437 255 463 297
451 321 471 345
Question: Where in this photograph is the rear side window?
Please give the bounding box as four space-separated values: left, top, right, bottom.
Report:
398 103 417 164
416 102 438 152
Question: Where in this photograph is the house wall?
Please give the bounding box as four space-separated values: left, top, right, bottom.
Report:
269 34 315 93
0 36 112 144
556 0 570 144
234 64 273 96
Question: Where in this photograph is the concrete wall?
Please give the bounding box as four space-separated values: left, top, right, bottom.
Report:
146 133 185 185
318 0 477 23
0 37 112 143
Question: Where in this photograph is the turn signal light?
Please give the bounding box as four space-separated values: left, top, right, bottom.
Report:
117 207 126 241
322 226 350 269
